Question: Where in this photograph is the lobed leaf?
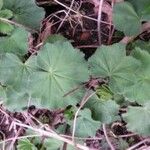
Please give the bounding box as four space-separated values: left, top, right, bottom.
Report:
113 1 150 35
132 40 150 54
113 2 141 35
123 102 150 136
17 139 37 150
28 42 89 109
85 94 119 123
127 0 150 20
0 41 89 110
88 43 140 94
0 53 35 88
70 108 101 137
0 53 36 110
124 48 150 103
0 0 3 10
3 0 44 30
0 28 28 55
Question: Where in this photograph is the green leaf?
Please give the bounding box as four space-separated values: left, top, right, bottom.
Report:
0 9 14 34
96 85 113 101
44 138 63 150
127 0 150 20
44 138 78 150
66 145 75 150
29 42 89 109
0 85 6 101
0 53 35 90
0 41 88 110
0 0 3 10
0 21 14 34
46 34 68 44
70 108 101 137
0 54 36 110
85 95 119 123
3 0 44 30
0 28 28 55
88 43 140 94
0 85 30 110
123 102 150 136
113 2 141 35
64 106 75 120
124 48 150 103
132 40 150 53
0 9 13 18
17 139 37 150
113 1 150 35
132 48 150 70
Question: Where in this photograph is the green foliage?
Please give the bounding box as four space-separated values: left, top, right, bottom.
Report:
113 2 141 35
0 28 28 55
0 85 29 110
0 53 35 110
3 0 44 30
127 0 150 20
17 139 37 150
96 85 113 100
64 106 75 120
65 106 101 137
70 108 101 137
0 85 6 101
46 34 68 44
113 1 150 35
123 102 150 136
0 9 13 18
0 0 3 10
0 7 14 34
0 53 34 88
88 43 140 94
132 40 150 53
0 20 14 34
0 0 150 146
44 138 75 150
0 0 13 34
0 41 88 110
85 95 119 123
124 48 150 103
44 138 63 150
28 42 89 108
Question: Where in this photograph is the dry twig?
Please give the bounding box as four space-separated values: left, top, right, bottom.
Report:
127 139 150 150
0 18 37 33
72 91 96 143
13 121 90 150
97 0 104 45
103 124 115 150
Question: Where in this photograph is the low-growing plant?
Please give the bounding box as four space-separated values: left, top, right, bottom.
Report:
0 0 150 149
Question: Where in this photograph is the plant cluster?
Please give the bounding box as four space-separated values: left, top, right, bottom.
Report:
0 0 150 149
